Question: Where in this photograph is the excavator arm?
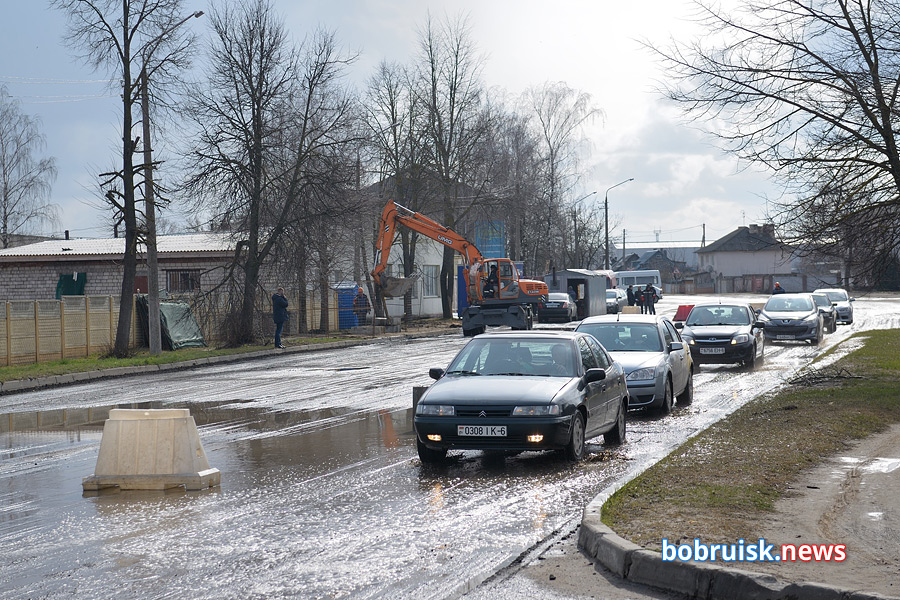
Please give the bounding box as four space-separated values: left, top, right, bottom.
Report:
372 201 485 295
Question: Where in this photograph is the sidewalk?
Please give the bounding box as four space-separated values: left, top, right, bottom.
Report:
578 426 900 600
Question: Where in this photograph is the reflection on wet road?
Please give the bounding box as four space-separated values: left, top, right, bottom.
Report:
1 296 898 599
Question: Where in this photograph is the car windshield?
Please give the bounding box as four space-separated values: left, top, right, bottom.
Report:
578 323 662 352
821 290 848 302
764 296 813 312
686 306 750 326
445 338 577 377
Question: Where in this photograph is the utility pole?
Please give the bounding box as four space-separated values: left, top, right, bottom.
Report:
140 10 204 355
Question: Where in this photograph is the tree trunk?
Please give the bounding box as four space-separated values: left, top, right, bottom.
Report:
439 244 455 319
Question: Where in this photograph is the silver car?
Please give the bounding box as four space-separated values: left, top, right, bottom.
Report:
813 288 855 325
576 314 694 414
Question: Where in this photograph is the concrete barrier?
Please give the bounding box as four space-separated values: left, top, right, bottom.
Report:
82 408 220 492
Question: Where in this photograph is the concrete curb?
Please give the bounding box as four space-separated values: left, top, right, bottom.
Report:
0 329 455 396
579 498 899 600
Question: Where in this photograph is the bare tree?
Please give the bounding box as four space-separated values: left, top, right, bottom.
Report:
51 0 199 356
0 86 58 248
183 0 359 344
654 0 900 285
524 81 601 274
414 14 489 318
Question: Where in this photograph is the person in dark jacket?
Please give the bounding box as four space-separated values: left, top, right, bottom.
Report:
772 282 786 294
626 285 635 307
353 287 371 325
272 287 289 349
643 284 658 315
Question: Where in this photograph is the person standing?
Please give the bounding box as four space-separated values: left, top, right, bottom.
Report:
773 281 786 294
626 285 635 307
353 287 371 325
644 283 658 315
272 287 289 349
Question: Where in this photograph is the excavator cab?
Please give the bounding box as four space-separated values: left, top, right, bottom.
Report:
472 259 520 303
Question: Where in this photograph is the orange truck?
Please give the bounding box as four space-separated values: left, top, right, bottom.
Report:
372 201 549 336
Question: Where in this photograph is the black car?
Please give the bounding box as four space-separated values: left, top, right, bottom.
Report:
538 292 578 323
758 293 824 345
414 331 628 463
811 293 837 333
676 303 765 369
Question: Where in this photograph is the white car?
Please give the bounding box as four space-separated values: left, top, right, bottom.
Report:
813 288 855 325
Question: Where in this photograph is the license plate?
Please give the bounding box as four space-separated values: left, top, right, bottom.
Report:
699 347 725 355
458 425 507 437
777 334 795 340
545 303 559 308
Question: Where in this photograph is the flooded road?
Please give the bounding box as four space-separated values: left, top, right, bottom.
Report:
2 294 898 599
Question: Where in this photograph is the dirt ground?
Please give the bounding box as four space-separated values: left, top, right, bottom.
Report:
749 423 900 598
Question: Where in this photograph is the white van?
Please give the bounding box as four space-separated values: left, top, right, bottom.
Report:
614 269 661 288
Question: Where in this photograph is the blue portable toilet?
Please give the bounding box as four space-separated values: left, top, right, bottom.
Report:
333 282 360 329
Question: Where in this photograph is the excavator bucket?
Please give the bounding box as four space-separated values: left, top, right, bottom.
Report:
380 275 416 297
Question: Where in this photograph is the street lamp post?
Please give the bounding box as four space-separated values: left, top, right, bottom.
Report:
604 178 634 270
141 10 203 355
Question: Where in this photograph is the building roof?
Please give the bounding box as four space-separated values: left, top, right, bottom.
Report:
696 225 783 254
0 232 236 262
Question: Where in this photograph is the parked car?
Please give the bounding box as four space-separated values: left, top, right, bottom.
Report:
811 293 837 333
813 288 855 325
538 292 578 323
414 331 628 464
675 303 765 369
606 288 628 313
576 314 693 414
758 293 823 345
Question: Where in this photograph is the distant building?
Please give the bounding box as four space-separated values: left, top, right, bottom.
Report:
0 233 236 300
696 224 803 293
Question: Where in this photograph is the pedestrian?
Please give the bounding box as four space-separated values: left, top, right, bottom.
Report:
626 285 635 307
773 281 786 294
644 283 658 315
567 285 577 303
353 287 371 326
637 288 646 314
272 287 288 349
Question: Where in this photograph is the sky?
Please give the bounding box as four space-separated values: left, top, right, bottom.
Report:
0 0 781 245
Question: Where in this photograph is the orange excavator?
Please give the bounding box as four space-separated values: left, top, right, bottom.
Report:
372 200 549 336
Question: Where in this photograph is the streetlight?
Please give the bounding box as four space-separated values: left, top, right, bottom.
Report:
141 10 204 355
604 178 634 270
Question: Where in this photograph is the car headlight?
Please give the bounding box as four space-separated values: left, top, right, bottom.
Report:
758 313 771 322
512 405 561 416
732 334 750 344
627 367 656 381
803 312 819 322
415 404 455 416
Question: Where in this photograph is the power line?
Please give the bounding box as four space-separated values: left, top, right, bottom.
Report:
0 75 117 85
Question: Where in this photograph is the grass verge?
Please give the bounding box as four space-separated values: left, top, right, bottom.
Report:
0 335 353 383
602 330 900 550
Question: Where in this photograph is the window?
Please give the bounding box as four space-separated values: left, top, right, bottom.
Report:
423 265 439 297
578 337 599 372
166 270 201 293
585 336 610 368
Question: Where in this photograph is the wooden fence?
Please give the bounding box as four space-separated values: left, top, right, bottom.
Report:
0 291 344 368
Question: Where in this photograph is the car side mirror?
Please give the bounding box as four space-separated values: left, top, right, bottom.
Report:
850 297 856 302
669 341 684 351
429 368 445 380
578 368 606 390
754 321 765 328
674 322 684 330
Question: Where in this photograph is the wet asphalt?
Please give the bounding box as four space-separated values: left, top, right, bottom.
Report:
1 294 898 599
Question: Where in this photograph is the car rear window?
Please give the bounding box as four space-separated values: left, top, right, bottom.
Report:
578 323 662 352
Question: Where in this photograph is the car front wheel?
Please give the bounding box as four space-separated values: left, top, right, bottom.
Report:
565 411 586 461
658 378 674 414
604 400 626 445
417 437 447 464
677 372 693 404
